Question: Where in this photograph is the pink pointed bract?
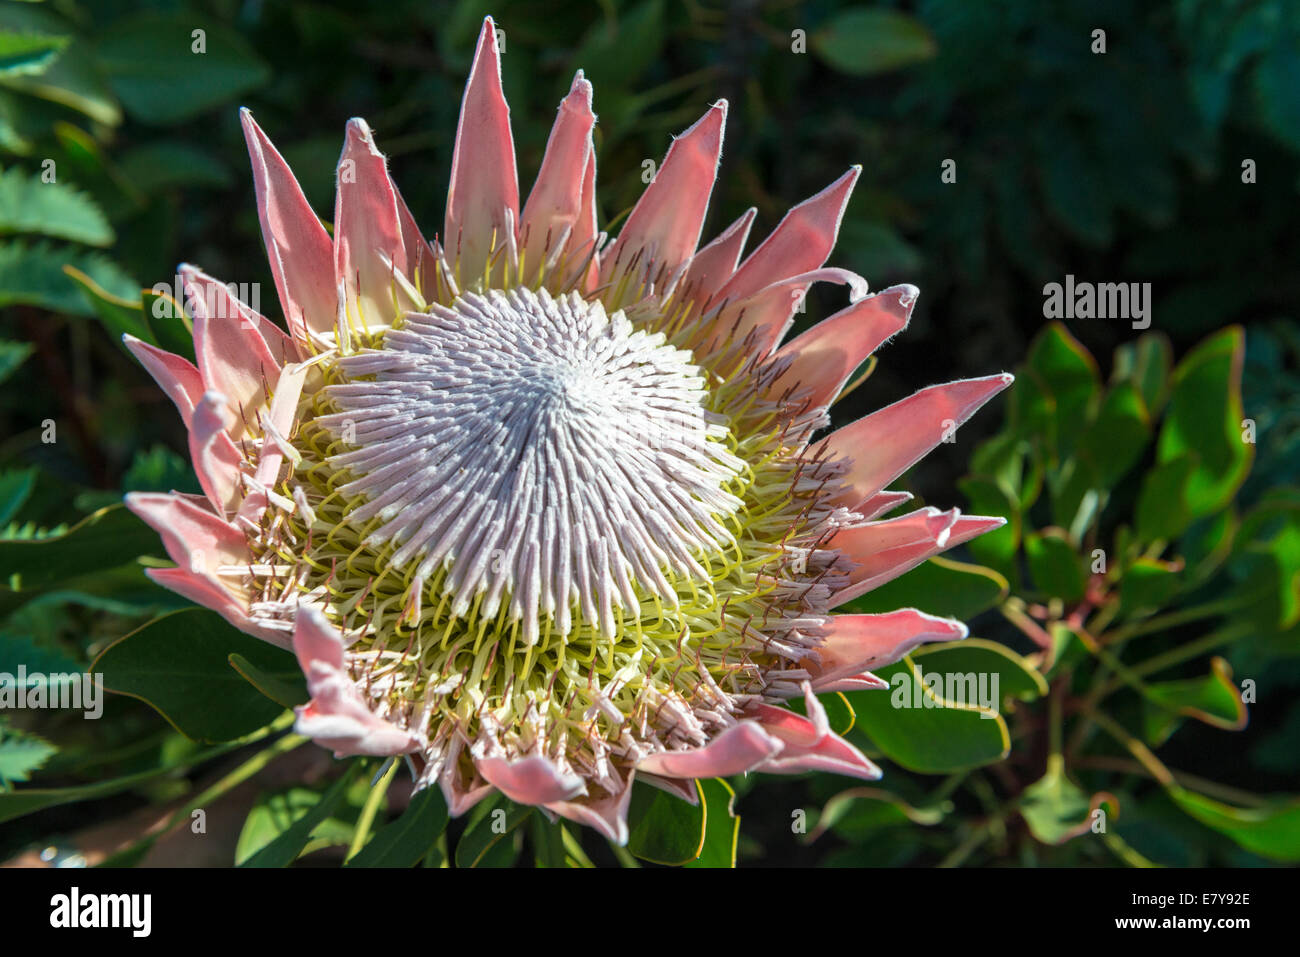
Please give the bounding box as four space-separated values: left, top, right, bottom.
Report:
125 16 1012 845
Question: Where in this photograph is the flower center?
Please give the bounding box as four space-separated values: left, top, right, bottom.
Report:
314 287 744 643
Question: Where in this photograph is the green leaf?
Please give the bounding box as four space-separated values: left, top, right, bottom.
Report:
1179 510 1237 587
345 786 449 867
0 632 79 676
117 142 232 191
0 725 55 785
0 339 33 384
685 779 739 868
1112 334 1172 419
1157 327 1251 517
454 795 531 868
530 814 569 868
0 241 137 314
1076 382 1152 488
811 10 936 76
1169 787 1300 862
122 445 200 495
958 475 1020 578
0 31 67 78
1143 656 1246 745
569 1 666 93
0 724 271 824
1025 529 1087 602
0 167 112 245
1049 458 1104 541
788 690 855 735
911 638 1048 701
241 764 361 868
1231 493 1300 632
812 786 945 841
1252 42 1300 153
0 504 158 592
627 781 705 865
848 657 1009 773
1019 756 1115 845
1010 322 1100 461
1118 558 1182 618
843 555 1008 620
95 15 270 125
92 609 292 742
1135 455 1196 542
64 264 150 343
0 467 35 525
969 431 1030 504
0 13 120 127
228 651 308 709
234 787 356 866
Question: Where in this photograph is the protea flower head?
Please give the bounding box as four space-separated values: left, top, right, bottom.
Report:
124 16 1012 843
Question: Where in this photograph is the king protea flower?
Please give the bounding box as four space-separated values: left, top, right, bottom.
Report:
124 17 1011 844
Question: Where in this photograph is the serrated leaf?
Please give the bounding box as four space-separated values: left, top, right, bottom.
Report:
0 728 256 824
122 445 200 495
0 504 158 592
0 241 136 314
0 726 55 785
0 167 112 245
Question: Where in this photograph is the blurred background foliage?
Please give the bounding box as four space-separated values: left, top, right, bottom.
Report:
0 0 1297 867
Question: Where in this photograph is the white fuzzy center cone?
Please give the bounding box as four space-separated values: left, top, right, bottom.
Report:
317 287 744 643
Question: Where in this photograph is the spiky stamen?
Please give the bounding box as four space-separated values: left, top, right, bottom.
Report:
314 287 745 645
